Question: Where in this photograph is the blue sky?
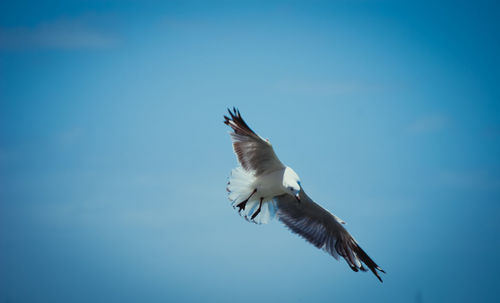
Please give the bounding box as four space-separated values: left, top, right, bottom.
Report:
1 1 499 302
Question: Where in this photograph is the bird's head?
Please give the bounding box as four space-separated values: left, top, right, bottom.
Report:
283 167 301 202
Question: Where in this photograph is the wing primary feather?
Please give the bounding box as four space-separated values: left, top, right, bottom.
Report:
224 107 258 137
350 241 386 282
275 190 385 282
224 108 285 175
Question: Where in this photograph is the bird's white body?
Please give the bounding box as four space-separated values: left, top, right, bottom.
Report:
226 167 277 224
227 166 300 224
253 167 298 201
253 169 284 200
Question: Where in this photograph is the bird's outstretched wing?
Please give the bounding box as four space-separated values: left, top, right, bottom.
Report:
275 189 386 282
224 108 285 176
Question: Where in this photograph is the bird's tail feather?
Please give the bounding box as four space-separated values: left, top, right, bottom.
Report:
227 166 277 224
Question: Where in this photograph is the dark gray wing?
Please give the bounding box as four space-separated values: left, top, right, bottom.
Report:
275 189 385 282
224 108 285 176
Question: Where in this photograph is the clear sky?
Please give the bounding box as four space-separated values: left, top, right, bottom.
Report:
1 1 499 302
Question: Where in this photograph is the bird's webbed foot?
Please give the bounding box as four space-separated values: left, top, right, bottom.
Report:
236 188 257 212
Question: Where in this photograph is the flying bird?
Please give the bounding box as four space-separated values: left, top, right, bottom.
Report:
224 108 385 282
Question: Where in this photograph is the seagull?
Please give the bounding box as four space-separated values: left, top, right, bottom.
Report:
224 108 385 282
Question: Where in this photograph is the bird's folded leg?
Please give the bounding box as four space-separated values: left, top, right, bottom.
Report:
251 197 264 220
236 188 257 212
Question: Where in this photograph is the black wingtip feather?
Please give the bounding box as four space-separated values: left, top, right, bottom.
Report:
223 107 258 136
353 244 385 282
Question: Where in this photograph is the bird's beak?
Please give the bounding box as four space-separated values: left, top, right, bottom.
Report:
295 193 301 202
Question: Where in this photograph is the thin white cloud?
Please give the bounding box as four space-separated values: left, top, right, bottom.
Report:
0 18 117 50
408 114 449 134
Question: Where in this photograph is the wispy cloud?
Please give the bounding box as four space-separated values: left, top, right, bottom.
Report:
408 114 449 134
0 18 117 50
